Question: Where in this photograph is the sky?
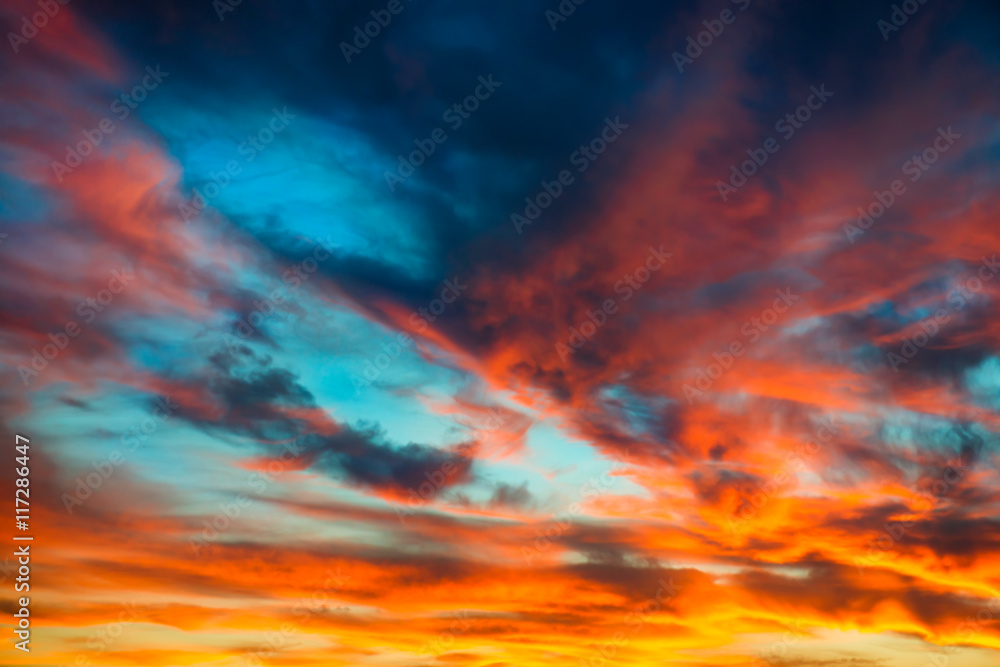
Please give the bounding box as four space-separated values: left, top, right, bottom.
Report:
1 0 1000 665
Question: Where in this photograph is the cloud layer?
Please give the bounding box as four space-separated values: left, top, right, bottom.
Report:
1 0 1000 666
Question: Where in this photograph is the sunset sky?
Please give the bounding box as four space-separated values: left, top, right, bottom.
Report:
2 0 1000 665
